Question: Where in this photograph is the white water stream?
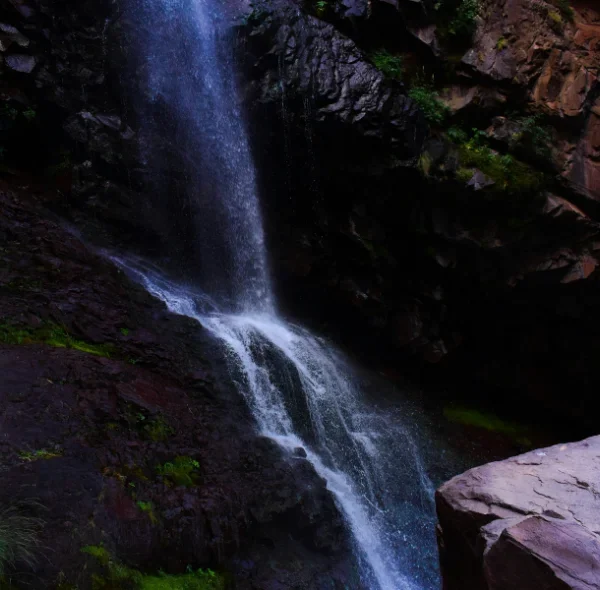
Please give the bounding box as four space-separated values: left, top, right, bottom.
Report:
120 0 444 586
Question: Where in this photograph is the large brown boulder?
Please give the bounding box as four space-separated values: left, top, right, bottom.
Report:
437 436 600 590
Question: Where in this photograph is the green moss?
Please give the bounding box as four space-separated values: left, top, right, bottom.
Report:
314 0 328 16
0 322 114 358
552 0 574 21
409 86 449 125
370 50 404 80
455 167 474 183
418 151 433 177
120 328 130 336
444 405 532 446
548 9 562 23
81 545 111 567
457 133 544 196
144 418 174 442
19 449 62 462
496 37 508 50
139 570 224 590
156 457 200 488
448 0 479 39
82 546 224 590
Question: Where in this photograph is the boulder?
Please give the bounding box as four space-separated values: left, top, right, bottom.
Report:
437 436 600 590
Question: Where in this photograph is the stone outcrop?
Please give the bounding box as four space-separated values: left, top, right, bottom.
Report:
238 0 600 429
437 435 600 590
0 185 355 588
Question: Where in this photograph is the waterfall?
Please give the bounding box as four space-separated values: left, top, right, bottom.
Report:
120 0 443 588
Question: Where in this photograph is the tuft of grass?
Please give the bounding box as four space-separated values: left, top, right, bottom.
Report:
156 457 200 488
0 503 44 577
409 86 450 125
370 50 404 80
0 322 114 358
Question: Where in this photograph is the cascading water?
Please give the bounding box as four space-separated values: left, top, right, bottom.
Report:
120 0 446 588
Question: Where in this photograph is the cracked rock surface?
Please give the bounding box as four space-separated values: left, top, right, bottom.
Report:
437 435 600 590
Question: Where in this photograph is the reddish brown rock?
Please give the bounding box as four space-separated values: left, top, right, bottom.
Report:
437 436 600 590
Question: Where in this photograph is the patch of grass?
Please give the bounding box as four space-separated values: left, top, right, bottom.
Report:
409 86 450 125
156 457 200 488
370 50 404 80
0 503 44 578
0 322 114 358
19 449 62 462
82 546 224 590
444 405 532 446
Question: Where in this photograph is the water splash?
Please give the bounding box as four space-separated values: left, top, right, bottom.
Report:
121 0 443 586
113 256 441 590
126 0 272 313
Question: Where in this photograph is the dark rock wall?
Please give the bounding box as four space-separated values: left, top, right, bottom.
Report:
239 0 600 431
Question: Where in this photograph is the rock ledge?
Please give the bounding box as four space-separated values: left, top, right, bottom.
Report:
437 435 600 590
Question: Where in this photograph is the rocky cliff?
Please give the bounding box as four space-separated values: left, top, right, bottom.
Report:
238 0 600 430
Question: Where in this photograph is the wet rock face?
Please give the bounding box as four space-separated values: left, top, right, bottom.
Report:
0 187 355 588
436 436 600 590
237 0 600 430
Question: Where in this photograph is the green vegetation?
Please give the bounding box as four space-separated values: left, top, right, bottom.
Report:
314 0 329 16
551 0 574 22
444 405 533 446
156 457 200 487
448 0 479 38
510 114 553 159
82 546 224 590
144 417 175 442
0 322 114 358
496 37 508 50
370 50 404 80
120 327 130 336
449 128 545 195
409 86 449 125
19 449 62 462
0 504 44 578
22 109 36 122
136 502 158 525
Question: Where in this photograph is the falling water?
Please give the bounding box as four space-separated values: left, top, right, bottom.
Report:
120 0 445 588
